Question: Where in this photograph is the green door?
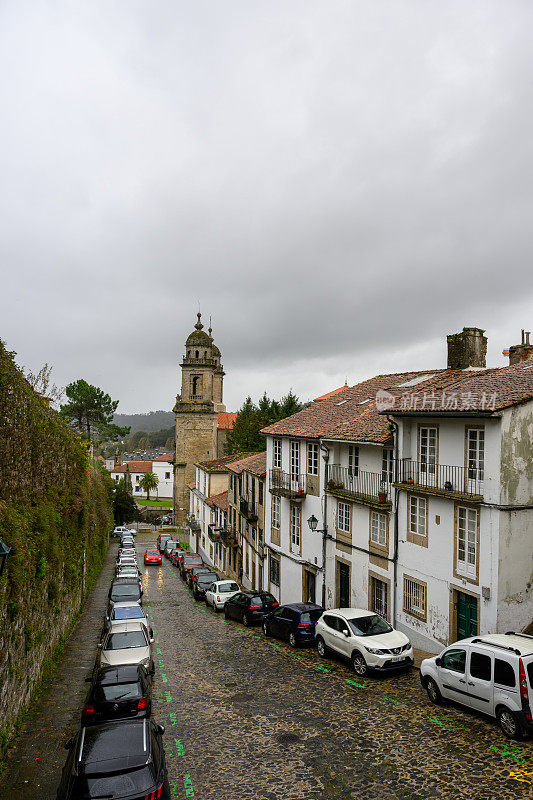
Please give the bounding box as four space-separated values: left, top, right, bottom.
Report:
457 592 478 639
338 563 350 608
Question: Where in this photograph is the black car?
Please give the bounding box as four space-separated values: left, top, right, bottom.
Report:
57 719 170 800
263 602 324 647
82 665 152 725
107 580 143 614
191 571 219 600
187 565 212 587
224 591 279 626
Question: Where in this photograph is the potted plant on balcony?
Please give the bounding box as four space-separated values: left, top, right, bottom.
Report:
327 479 335 490
378 482 388 503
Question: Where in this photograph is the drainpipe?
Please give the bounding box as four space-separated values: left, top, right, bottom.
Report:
320 441 330 608
387 415 400 627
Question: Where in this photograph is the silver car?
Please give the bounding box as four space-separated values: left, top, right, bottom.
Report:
104 601 152 637
97 621 154 673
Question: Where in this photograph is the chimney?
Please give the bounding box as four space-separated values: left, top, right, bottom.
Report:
507 329 533 365
447 327 487 370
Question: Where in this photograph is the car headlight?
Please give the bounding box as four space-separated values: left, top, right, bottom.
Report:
141 657 151 668
365 647 386 655
404 641 412 650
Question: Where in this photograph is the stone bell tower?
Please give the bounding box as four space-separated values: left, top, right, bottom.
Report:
173 313 225 525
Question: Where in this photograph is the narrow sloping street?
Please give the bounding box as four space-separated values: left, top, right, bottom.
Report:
2 533 533 800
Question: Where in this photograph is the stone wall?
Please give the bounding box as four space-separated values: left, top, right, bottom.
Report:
0 342 113 752
174 409 218 524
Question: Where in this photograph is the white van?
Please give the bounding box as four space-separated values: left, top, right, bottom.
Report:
420 632 533 739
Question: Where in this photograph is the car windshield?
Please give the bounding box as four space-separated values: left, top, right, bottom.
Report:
112 586 141 598
198 574 218 584
347 615 392 636
262 593 277 603
218 582 239 593
75 767 154 798
185 558 202 565
114 607 143 620
300 610 323 624
104 631 147 650
96 683 139 702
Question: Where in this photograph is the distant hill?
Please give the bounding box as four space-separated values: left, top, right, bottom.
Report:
113 410 174 434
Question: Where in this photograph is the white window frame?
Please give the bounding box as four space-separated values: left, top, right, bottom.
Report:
370 511 387 547
409 496 427 537
419 427 438 479
467 428 485 482
273 439 282 469
456 506 477 578
337 501 351 533
290 505 301 552
290 441 300 480
271 495 280 529
307 442 319 476
348 445 359 477
381 449 393 483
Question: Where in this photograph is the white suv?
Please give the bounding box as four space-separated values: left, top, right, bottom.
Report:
315 608 413 676
420 632 533 739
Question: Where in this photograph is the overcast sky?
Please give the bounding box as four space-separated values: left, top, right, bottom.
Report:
2 1 533 414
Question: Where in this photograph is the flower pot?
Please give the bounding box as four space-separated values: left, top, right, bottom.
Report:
405 478 414 485
378 492 387 503
327 481 335 490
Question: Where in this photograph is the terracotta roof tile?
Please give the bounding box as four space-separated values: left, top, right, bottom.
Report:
195 452 255 472
111 461 153 474
313 385 350 402
209 490 228 512
224 452 266 475
217 412 238 430
153 452 174 461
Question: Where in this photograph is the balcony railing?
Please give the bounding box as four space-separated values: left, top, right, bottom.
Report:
240 497 258 521
219 525 238 546
269 470 307 499
188 517 201 532
325 465 392 505
396 459 483 499
207 524 221 542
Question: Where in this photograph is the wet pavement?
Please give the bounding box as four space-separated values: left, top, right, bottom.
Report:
2 531 533 799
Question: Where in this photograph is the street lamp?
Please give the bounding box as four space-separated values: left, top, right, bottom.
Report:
0 540 12 577
307 515 318 532
307 516 327 607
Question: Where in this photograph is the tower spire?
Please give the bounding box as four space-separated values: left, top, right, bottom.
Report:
195 311 203 331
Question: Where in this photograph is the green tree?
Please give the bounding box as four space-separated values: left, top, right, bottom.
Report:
113 479 140 525
139 471 159 501
60 379 130 443
226 392 305 455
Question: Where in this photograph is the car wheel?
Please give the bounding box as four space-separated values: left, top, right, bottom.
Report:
316 636 327 658
213 602 219 613
242 613 250 627
351 651 368 676
262 622 269 636
424 677 442 705
497 707 523 740
224 605 230 619
288 632 298 648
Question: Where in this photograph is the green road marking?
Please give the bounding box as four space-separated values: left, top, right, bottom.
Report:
174 738 184 755
162 674 168 683
315 664 331 673
490 744 533 764
345 678 364 688
165 691 172 702
383 696 408 707
268 642 281 649
428 716 461 730
157 647 162 654
155 638 159 644
183 774 195 797
169 712 177 726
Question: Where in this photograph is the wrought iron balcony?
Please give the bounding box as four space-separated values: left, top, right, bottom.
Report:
325 465 392 506
219 525 238 546
239 497 258 521
188 517 201 532
396 459 483 499
207 524 221 542
269 470 307 499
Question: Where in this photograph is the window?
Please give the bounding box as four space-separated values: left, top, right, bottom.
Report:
441 648 466 673
337 501 350 533
269 555 280 587
419 427 437 477
307 442 319 475
258 527 263 546
370 576 388 618
273 439 282 469
290 441 300 479
290 505 301 551
165 472 170 480
467 428 485 481
381 449 393 483
258 481 263 505
348 446 359 477
409 496 427 537
456 506 478 578
370 512 387 547
494 659 516 688
469 651 492 681
271 495 280 529
403 575 427 620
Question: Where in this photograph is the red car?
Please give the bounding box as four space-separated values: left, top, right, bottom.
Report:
144 549 162 565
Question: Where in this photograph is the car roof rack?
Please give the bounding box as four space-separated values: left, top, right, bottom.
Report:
505 631 533 640
471 638 521 655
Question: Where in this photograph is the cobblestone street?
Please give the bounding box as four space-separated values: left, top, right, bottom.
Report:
2 534 533 800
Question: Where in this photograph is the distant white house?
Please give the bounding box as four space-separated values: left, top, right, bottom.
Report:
151 453 174 499
109 461 154 499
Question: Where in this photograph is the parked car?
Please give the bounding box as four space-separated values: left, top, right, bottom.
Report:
187 565 212 588
224 591 279 626
118 547 136 559
170 548 186 567
263 602 324 648
115 567 142 583
112 526 129 538
144 548 162 565
191 571 219 600
315 608 413 676
104 602 152 638
180 554 204 580
116 556 137 569
57 719 170 800
97 621 154 673
81 664 152 725
157 533 173 553
205 580 240 612
120 537 134 549
107 580 142 612
420 632 533 740
163 540 177 558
